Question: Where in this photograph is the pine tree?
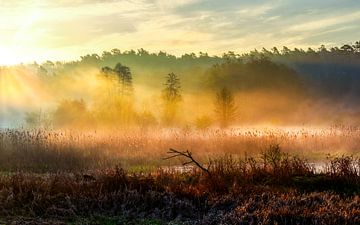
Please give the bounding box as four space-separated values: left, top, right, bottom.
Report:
162 73 181 125
114 63 133 96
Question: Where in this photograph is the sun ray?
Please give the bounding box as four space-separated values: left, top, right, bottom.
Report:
0 66 49 127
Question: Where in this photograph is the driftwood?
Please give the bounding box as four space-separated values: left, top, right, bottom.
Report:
164 148 211 176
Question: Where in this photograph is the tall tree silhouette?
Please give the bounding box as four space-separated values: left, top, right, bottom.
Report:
101 63 133 97
114 63 133 96
214 87 237 128
99 63 135 126
162 73 182 125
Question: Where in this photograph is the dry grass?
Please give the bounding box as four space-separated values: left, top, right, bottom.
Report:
0 126 359 172
0 157 358 224
0 126 359 224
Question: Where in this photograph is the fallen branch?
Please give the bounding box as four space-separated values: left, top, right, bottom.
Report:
164 148 211 177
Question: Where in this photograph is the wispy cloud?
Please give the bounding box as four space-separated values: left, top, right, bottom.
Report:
288 11 360 32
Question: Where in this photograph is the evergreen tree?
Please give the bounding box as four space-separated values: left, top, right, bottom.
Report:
100 63 133 96
114 63 133 96
162 73 182 125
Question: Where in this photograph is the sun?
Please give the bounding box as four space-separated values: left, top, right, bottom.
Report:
0 47 21 66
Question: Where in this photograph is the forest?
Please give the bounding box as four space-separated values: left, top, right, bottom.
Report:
1 42 360 129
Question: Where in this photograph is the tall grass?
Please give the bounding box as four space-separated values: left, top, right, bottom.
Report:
0 127 359 224
0 156 359 224
0 126 359 172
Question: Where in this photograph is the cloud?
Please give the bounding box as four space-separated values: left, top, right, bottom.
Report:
288 11 360 32
0 0 359 64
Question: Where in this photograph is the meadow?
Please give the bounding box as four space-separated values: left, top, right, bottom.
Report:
1 126 359 172
0 126 359 224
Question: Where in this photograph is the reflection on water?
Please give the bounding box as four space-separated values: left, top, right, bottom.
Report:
310 162 327 173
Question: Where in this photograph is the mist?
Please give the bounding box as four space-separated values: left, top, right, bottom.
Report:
1 44 360 129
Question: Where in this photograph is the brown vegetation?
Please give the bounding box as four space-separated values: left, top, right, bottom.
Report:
0 127 359 224
0 151 359 224
0 126 359 172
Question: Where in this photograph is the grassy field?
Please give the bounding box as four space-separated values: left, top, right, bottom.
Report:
1 126 359 172
0 126 359 224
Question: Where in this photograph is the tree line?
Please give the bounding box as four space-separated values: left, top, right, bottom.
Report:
31 41 360 97
19 41 360 127
26 63 238 129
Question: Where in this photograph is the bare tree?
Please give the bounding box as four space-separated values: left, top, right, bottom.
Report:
214 87 237 128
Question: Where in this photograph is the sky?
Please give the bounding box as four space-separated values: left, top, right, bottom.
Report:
0 0 359 65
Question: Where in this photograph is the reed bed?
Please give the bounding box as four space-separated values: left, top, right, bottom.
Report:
0 153 359 224
0 126 359 172
0 126 359 223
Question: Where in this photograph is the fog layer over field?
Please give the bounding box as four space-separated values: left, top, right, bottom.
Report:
1 44 360 129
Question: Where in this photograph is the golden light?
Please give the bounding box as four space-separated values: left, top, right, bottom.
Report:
0 48 21 66
0 67 46 111
0 67 47 126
